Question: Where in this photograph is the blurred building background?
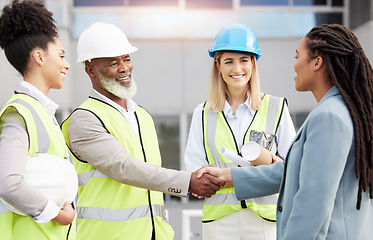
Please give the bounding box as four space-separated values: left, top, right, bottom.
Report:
0 0 372 239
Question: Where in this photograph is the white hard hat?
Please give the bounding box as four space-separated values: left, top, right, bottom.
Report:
77 22 138 63
0 153 78 216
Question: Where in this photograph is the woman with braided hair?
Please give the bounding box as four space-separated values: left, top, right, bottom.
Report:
0 1 75 239
197 23 373 239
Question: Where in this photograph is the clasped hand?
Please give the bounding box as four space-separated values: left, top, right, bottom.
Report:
188 166 231 199
190 154 283 198
52 202 75 225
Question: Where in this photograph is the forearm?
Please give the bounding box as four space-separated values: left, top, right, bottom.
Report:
69 110 191 197
232 162 283 200
0 108 55 220
120 158 191 197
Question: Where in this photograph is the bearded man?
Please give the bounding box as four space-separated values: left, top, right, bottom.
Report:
61 22 223 240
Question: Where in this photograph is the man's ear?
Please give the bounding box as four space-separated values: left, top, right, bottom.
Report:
85 65 96 78
314 56 324 70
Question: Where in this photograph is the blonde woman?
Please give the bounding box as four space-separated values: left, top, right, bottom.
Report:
198 23 373 240
184 23 296 240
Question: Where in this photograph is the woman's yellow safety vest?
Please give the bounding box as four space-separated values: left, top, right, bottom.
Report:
202 94 285 222
0 93 75 240
61 97 174 240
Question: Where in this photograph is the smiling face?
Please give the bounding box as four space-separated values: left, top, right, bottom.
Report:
42 38 70 90
293 37 318 92
216 52 254 93
87 54 137 100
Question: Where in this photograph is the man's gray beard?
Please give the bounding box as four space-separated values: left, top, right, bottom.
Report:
98 72 137 99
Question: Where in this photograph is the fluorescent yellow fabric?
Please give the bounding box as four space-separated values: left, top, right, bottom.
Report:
61 97 174 240
202 95 284 222
0 93 75 240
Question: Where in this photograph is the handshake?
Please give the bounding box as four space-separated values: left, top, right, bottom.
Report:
188 166 231 198
188 154 283 198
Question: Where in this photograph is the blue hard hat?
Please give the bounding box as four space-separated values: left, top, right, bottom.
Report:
208 23 262 60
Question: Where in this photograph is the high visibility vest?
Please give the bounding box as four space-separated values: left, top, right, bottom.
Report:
0 93 75 240
61 97 174 240
202 94 285 222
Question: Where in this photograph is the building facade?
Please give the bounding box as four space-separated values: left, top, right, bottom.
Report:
0 0 372 239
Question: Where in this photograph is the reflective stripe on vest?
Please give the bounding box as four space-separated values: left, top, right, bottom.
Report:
7 98 50 152
78 204 164 221
0 93 74 240
0 94 68 157
202 95 284 222
205 192 278 205
77 169 108 187
76 169 164 221
61 97 174 240
266 96 283 133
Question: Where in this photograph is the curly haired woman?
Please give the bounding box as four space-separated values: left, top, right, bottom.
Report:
0 1 75 239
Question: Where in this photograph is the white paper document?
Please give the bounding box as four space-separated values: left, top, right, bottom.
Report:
219 147 252 167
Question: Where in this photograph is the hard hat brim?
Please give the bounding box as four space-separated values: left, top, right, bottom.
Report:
77 46 138 63
208 47 262 60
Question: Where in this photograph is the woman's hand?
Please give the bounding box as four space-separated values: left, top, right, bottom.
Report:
271 154 284 164
52 202 75 225
196 166 233 188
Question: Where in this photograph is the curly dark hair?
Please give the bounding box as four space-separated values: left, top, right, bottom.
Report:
306 24 373 210
0 0 57 76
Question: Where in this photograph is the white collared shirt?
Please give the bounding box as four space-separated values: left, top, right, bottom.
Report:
223 99 255 150
15 81 59 122
91 89 139 136
184 99 296 171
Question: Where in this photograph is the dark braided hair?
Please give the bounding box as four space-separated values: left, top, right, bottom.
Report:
306 24 373 210
0 0 57 76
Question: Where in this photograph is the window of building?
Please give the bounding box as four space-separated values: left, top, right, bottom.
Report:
72 13 125 39
186 0 233 9
293 0 326 6
241 0 288 6
184 11 235 38
69 1 347 41
240 12 290 37
292 12 343 36
314 13 343 26
128 11 181 39
44 0 64 26
129 0 178 7
332 0 344 6
153 115 180 171
74 0 124 7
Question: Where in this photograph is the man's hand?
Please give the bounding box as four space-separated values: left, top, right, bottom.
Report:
52 202 75 225
196 166 233 188
189 170 225 198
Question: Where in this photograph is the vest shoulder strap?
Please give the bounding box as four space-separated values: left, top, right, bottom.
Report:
1 93 54 154
261 94 285 135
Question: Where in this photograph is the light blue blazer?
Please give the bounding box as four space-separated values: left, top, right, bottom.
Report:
232 87 373 239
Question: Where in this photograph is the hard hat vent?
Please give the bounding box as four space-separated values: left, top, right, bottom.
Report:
77 22 138 63
208 23 262 60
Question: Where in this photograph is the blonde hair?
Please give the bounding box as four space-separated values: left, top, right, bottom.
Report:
206 51 262 112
